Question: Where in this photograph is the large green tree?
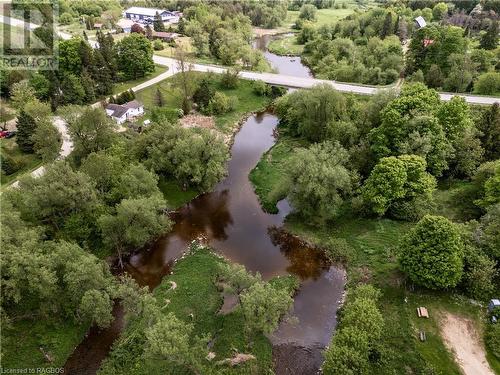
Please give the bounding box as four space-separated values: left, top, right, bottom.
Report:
362 155 436 219
286 141 354 222
99 195 171 267
399 215 464 289
115 33 155 80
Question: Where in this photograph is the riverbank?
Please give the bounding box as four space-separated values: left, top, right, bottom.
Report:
267 35 304 56
249 133 500 374
98 244 299 375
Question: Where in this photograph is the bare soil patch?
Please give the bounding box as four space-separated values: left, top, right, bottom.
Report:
180 114 215 130
440 312 494 375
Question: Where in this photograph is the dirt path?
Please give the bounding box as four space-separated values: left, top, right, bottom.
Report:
440 312 494 375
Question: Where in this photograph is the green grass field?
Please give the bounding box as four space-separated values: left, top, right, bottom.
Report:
99 245 297 375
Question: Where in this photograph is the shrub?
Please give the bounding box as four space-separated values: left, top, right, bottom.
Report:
485 323 500 359
1 156 21 175
153 40 164 51
324 238 356 264
253 80 269 96
220 68 239 89
207 92 231 115
59 12 73 25
474 72 500 95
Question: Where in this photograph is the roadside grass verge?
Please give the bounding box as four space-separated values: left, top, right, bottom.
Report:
1 137 42 187
113 65 167 94
99 245 298 375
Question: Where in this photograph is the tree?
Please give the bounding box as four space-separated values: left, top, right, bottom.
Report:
130 23 145 34
153 12 165 32
362 155 436 219
154 88 165 107
432 2 448 20
7 162 99 235
10 80 36 111
323 284 383 375
479 103 500 160
480 20 499 50
380 12 393 39
474 72 500 95
111 164 160 202
299 4 317 21
80 152 123 199
79 289 114 328
476 203 500 262
32 119 61 161
286 142 353 222
485 320 500 359
240 281 293 334
399 215 464 289
207 91 231 115
276 84 348 142
425 64 444 88
172 45 196 113
144 313 205 373
395 16 408 41
462 244 497 301
15 110 37 153
218 263 260 295
66 107 116 162
193 78 215 110
29 72 51 100
115 33 154 80
99 195 171 267
61 73 85 105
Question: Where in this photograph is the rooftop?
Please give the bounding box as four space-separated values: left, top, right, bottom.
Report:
124 7 168 17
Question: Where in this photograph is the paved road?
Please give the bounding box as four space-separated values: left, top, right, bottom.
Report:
153 56 499 104
9 116 72 188
2 15 499 104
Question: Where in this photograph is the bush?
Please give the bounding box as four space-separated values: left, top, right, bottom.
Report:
59 12 73 25
253 80 269 96
485 323 500 359
220 68 239 89
153 40 164 51
474 72 500 95
1 156 21 175
207 92 231 115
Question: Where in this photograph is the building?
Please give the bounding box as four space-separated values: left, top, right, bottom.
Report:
152 31 179 42
105 100 144 124
116 18 135 33
124 7 177 22
414 16 427 29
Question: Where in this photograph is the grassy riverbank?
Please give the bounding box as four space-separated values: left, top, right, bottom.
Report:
134 71 272 134
99 245 298 375
267 35 304 56
249 135 499 374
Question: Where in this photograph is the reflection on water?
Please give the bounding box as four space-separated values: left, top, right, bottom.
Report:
254 34 312 78
64 112 345 375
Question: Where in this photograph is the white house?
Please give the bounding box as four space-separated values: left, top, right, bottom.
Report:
124 7 178 22
105 100 144 124
414 16 427 29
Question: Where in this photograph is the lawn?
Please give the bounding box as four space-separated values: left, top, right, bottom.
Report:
0 137 42 187
134 71 271 134
99 244 297 375
249 133 499 374
112 65 167 94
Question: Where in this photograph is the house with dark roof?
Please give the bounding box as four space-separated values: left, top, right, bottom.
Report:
105 100 144 124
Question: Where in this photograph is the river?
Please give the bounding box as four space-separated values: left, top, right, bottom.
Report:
64 111 345 374
253 33 312 78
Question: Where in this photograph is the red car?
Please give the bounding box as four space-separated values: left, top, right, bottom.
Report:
0 131 8 139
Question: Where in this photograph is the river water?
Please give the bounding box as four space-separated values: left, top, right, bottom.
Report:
254 34 312 78
64 39 342 375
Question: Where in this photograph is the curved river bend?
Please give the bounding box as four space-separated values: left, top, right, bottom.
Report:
64 59 343 375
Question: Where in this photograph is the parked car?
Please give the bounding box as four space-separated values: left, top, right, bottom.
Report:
5 130 16 138
0 130 9 138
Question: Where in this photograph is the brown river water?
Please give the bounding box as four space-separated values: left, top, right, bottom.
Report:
64 44 344 375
